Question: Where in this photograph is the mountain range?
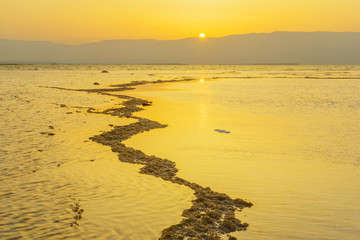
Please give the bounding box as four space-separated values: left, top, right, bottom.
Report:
1 32 360 65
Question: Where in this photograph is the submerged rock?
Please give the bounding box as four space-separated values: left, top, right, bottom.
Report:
142 102 152 106
40 131 55 136
214 129 231 134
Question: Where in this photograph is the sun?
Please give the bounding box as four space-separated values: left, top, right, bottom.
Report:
199 33 206 38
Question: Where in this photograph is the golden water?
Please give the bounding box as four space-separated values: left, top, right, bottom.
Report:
123 66 360 239
0 65 194 239
1 65 360 239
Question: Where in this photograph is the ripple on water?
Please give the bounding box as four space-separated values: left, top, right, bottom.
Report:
2 65 360 239
0 67 194 239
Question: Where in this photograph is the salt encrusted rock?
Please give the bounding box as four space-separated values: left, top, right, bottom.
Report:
55 78 252 239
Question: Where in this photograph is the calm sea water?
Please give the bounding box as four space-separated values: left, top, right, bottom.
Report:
1 65 360 239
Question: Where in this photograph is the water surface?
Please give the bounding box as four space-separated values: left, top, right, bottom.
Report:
123 65 360 239
1 65 360 239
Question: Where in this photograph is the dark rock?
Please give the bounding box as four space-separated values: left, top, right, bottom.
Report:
40 131 55 136
142 102 152 106
214 129 231 134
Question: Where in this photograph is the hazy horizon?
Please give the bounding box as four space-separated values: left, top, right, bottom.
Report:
1 31 360 45
1 32 360 65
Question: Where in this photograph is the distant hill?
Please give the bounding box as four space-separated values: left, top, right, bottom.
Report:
1 32 360 65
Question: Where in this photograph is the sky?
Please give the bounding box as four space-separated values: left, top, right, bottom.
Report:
1 0 360 44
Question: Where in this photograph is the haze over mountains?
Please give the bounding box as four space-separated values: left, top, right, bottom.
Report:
1 32 360 65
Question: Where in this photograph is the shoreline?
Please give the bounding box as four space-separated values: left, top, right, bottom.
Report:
54 79 253 239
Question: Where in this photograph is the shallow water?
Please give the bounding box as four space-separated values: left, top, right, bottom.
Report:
122 66 360 239
0 65 195 239
1 65 360 239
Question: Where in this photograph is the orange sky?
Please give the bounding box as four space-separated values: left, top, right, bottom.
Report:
1 0 360 44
